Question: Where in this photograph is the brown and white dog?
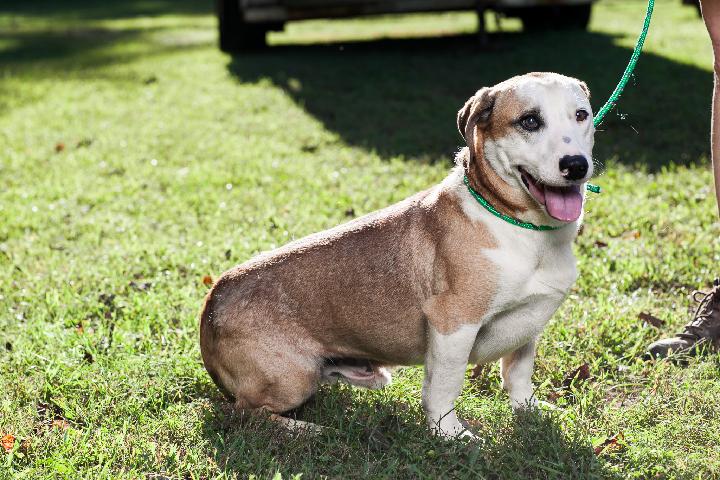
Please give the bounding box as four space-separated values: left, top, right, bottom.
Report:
200 72 594 438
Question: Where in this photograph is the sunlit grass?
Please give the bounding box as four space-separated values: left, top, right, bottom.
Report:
1 0 719 478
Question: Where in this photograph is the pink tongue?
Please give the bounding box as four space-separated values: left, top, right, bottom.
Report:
544 186 583 222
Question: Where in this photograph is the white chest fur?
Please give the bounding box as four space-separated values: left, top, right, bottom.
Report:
487 218 578 316
450 171 579 364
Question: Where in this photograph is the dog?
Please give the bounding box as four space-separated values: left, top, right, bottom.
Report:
200 72 594 438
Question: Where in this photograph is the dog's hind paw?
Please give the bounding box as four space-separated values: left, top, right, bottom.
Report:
269 414 324 434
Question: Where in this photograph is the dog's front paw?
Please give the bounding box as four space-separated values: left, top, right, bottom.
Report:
427 412 477 440
510 394 539 412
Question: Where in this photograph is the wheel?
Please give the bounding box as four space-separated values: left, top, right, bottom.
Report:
518 4 592 31
217 0 269 52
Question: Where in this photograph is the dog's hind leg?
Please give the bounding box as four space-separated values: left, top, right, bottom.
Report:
248 367 327 435
321 358 392 390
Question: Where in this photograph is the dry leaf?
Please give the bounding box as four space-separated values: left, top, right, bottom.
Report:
55 142 65 153
51 419 70 430
638 311 665 328
622 230 641 239
547 390 563 402
128 281 151 291
469 364 487 380
1 433 15 453
594 432 624 455
202 275 213 287
561 363 591 389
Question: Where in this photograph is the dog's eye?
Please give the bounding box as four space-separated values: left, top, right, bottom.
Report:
576 109 589 122
519 115 541 132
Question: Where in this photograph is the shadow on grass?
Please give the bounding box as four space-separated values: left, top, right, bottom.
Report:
228 30 712 170
0 0 212 20
201 385 613 479
0 26 213 70
0 0 214 75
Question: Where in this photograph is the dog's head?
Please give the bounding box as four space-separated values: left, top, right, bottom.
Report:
457 72 594 224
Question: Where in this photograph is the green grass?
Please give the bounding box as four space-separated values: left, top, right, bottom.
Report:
1 0 720 478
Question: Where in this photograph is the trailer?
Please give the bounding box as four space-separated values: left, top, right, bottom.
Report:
217 0 595 51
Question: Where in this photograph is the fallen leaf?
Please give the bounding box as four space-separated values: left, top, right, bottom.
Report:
98 293 116 308
51 419 70 430
638 311 665 328
469 364 487 380
594 432 624 455
621 230 641 239
593 240 608 248
202 275 213 287
561 363 591 389
1 433 15 453
546 390 563 402
54 142 65 153
128 281 151 291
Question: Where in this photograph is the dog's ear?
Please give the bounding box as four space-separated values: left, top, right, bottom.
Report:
457 87 495 144
577 80 591 100
457 88 495 168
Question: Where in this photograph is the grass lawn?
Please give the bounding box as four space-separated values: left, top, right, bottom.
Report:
2 0 720 478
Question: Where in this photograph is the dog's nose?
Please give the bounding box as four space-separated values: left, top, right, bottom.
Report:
559 155 589 181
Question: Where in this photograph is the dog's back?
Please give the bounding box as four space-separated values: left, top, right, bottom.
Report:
200 188 442 410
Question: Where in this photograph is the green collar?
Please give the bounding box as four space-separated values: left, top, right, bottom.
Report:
462 175 600 231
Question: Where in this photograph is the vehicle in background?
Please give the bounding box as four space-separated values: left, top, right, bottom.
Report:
682 0 701 16
217 0 594 52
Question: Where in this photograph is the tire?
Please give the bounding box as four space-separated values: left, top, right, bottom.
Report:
217 0 269 52
519 4 592 32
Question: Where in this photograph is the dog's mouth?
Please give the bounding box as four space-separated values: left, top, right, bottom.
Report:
518 167 583 222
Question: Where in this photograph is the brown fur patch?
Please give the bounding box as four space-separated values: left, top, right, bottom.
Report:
421 189 498 334
200 182 499 412
462 87 539 220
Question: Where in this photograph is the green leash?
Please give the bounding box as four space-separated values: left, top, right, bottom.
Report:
594 0 655 127
465 0 654 231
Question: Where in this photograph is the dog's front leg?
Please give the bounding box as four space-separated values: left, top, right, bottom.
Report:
422 324 480 439
500 337 538 411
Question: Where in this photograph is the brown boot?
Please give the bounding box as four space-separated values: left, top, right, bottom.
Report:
647 279 720 358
